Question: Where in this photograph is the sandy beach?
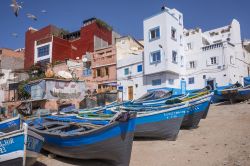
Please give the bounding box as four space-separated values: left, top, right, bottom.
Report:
35 101 250 166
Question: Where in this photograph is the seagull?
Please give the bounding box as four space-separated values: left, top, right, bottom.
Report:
41 9 47 13
26 13 37 21
11 33 18 38
10 0 22 17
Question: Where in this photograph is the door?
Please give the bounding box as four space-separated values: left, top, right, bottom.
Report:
128 86 133 100
206 80 215 90
181 80 186 94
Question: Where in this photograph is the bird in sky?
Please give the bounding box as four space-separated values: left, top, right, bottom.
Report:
10 0 22 17
26 13 38 21
11 32 18 38
41 9 47 13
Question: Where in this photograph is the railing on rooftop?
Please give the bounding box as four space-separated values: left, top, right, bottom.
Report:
202 43 223 51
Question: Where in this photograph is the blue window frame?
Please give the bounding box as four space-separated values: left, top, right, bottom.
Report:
37 45 50 57
152 79 161 86
150 51 161 64
149 27 160 41
124 68 129 75
137 64 142 72
188 77 195 84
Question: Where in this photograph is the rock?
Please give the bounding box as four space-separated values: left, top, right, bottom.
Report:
205 151 209 154
194 148 200 151
223 160 228 165
234 161 241 166
224 144 228 146
48 153 56 159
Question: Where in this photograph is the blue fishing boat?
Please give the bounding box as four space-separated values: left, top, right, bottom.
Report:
28 111 136 166
0 123 44 166
212 83 242 103
234 85 250 102
180 93 212 129
129 103 188 140
0 116 21 133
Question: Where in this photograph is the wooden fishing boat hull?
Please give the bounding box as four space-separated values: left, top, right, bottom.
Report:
29 112 136 166
0 124 44 166
181 97 211 129
0 116 20 133
202 101 211 119
232 88 250 102
131 104 188 140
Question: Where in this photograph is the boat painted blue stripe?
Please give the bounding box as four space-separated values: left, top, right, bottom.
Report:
135 107 186 126
0 133 24 155
26 135 44 153
0 118 20 132
43 119 136 147
239 89 250 95
185 100 210 116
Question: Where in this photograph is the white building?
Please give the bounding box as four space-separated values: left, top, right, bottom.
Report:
143 6 185 94
116 36 145 100
142 6 250 93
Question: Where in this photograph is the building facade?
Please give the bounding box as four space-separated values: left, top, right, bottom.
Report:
91 45 117 92
116 36 144 100
143 6 250 94
0 48 28 118
143 6 185 94
24 18 117 69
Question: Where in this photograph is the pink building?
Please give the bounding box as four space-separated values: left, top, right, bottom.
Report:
91 45 117 92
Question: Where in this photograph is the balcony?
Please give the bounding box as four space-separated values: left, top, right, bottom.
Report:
202 43 223 51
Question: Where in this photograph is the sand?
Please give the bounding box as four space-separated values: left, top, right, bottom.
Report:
35 102 250 166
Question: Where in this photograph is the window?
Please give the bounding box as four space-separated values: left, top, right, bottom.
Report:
187 43 192 50
105 67 109 76
210 57 217 65
149 27 160 41
37 45 50 57
137 64 142 72
172 51 177 64
169 79 174 85
188 77 195 84
124 68 129 75
152 79 161 86
189 61 196 69
97 68 101 77
150 51 161 63
0 50 2 54
171 27 177 40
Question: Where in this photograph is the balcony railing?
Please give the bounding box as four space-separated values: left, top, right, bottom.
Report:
202 43 223 51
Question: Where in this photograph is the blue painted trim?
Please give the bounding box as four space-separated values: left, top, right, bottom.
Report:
148 26 160 42
42 119 136 147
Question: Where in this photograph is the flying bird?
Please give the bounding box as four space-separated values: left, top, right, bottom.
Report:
41 9 47 13
26 13 37 21
11 33 18 38
10 0 22 17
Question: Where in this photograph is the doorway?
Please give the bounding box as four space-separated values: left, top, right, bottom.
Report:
128 86 133 100
206 79 215 90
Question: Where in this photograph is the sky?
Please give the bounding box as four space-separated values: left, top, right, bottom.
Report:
0 0 250 49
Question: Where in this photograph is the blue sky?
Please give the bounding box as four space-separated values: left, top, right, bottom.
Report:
0 0 250 49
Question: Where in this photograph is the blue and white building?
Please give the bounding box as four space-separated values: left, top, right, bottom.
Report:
116 36 145 100
143 6 250 94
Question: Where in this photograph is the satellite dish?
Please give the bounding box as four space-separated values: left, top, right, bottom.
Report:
82 57 88 62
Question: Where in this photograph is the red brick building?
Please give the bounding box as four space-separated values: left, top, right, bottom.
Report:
24 18 115 69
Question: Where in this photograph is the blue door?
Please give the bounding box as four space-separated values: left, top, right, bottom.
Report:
181 80 186 94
